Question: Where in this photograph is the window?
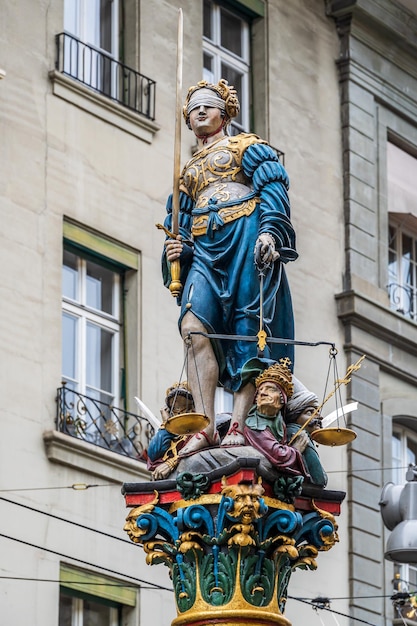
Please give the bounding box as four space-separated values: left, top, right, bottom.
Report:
387 142 417 320
59 564 137 626
52 1 157 124
62 248 121 408
59 592 120 626
392 425 417 485
58 221 153 459
203 0 250 134
388 218 417 320
63 0 119 97
392 424 417 615
393 562 417 616
62 247 123 446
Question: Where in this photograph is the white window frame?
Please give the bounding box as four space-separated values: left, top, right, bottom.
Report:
392 424 417 484
60 594 119 626
64 0 119 57
62 250 121 409
203 0 250 134
388 216 417 321
63 0 119 97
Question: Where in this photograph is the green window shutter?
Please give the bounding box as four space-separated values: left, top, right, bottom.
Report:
221 0 265 18
63 219 139 270
60 564 137 607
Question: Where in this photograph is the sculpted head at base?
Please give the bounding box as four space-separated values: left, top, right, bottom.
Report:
221 476 266 524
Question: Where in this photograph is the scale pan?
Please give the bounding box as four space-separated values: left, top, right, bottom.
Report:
311 427 357 446
165 412 210 435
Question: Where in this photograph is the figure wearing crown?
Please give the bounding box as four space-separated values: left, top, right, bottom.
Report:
146 360 327 487
244 359 311 480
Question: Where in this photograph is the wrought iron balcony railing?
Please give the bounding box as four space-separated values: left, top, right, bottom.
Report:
55 32 156 120
56 385 155 461
387 282 417 321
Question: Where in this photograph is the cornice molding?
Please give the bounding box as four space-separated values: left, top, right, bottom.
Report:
336 289 417 352
43 429 151 483
326 0 417 57
336 289 417 384
49 70 160 144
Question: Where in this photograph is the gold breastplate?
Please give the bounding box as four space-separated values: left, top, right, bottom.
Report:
180 134 265 236
181 141 248 202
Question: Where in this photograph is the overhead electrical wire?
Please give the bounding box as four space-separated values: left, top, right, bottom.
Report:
0 576 159 590
0 496 134 545
0 533 173 593
1 496 414 605
0 462 411 491
288 596 378 626
0 531 410 620
2 491 415 595
0 568 407 603
0 483 117 492
1 485 413 613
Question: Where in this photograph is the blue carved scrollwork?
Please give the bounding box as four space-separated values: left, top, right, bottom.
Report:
136 506 179 542
293 511 334 548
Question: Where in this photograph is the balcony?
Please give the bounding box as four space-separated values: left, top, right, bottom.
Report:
54 32 156 121
388 282 417 321
56 385 155 462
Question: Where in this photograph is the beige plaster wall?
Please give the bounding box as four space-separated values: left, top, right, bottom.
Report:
267 2 349 623
0 0 349 624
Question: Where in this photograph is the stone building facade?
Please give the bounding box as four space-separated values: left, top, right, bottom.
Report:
1 1 417 625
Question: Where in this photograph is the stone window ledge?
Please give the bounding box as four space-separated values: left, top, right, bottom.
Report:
336 288 417 354
43 430 151 484
49 70 160 144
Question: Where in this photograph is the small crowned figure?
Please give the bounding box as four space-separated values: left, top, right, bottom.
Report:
244 360 311 480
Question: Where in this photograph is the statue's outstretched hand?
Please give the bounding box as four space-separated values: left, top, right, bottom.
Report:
254 233 280 270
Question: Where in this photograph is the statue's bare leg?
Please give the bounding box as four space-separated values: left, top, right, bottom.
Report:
221 382 255 446
179 312 219 455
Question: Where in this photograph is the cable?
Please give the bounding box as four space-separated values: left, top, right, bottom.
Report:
0 533 173 593
308 594 403 600
0 450 414 493
0 483 119 492
0 496 134 546
0 567 403 602
0 577 135 586
0 576 157 589
0 537 411 609
288 596 378 626
0 462 412 490
326 464 412 475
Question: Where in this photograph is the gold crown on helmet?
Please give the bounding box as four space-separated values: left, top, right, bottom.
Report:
255 359 294 399
183 79 240 124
